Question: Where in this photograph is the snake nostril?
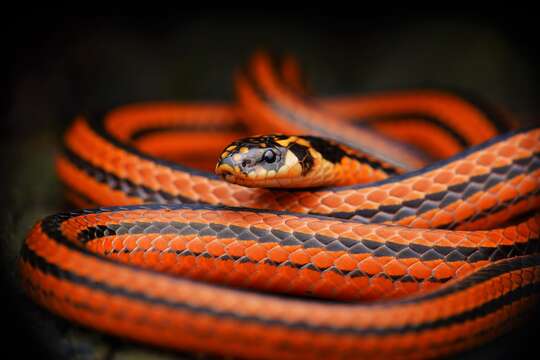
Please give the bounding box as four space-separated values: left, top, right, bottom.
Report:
241 160 251 168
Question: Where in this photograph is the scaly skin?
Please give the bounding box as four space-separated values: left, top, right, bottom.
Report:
19 52 540 359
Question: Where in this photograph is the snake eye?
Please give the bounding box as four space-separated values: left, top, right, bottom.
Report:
262 150 277 163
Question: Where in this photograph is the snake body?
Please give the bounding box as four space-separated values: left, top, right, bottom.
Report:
19 52 540 359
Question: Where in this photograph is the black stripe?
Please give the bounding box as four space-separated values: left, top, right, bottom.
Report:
61 146 200 205
85 110 218 179
76 219 540 265
35 204 540 301
325 151 540 221
20 243 540 335
439 189 540 230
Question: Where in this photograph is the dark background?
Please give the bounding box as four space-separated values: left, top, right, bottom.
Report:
2 13 539 359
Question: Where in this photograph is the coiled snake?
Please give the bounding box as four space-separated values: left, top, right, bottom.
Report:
19 52 540 359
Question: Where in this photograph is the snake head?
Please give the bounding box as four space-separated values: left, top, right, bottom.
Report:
215 134 305 188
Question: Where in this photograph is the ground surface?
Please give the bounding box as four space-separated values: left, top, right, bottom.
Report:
2 14 539 359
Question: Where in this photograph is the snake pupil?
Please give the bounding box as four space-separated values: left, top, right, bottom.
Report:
263 150 276 163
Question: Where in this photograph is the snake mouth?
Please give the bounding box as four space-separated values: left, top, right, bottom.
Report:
215 163 237 179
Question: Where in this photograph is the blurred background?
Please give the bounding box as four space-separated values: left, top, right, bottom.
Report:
1 13 539 359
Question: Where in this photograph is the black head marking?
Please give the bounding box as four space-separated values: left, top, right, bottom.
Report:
288 142 313 175
302 136 348 164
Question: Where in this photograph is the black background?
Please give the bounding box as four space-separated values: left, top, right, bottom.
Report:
2 13 540 359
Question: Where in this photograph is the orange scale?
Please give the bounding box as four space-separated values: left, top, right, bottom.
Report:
348 274 370 291
419 231 444 246
334 254 359 272
311 252 335 269
321 268 347 285
344 193 366 207
321 195 343 208
186 238 206 254
454 201 476 219
477 152 497 167
172 177 191 190
175 252 196 270
501 227 521 243
261 215 285 227
405 216 429 229
311 279 338 299
366 190 387 203
158 251 178 268
274 261 298 279
289 249 311 266
192 182 211 194
123 235 141 250
114 251 131 264
407 261 433 279
396 228 418 242
518 175 540 194
296 194 320 208
524 218 540 234
383 259 408 277
103 239 114 253
245 244 268 262
110 237 125 251
412 178 433 192
310 203 333 214
481 233 503 247
432 262 456 280
455 161 475 175
267 246 289 263
444 232 467 245
192 257 217 278
358 257 384 275
288 277 314 297
349 222 374 236
389 185 411 198
431 210 455 228
206 240 226 257
519 136 537 149
266 274 293 293
155 172 175 190
128 250 146 265
392 281 421 298
497 144 519 158
151 236 170 251
304 220 328 233
369 276 395 294
139 166 158 186
167 237 187 252
328 222 353 236
243 213 264 225
211 185 232 199
234 189 258 204
478 193 499 210
433 170 455 185
333 283 361 301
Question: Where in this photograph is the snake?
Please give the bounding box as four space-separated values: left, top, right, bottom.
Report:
19 51 540 359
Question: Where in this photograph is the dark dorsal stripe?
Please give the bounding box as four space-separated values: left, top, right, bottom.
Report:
300 135 398 175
